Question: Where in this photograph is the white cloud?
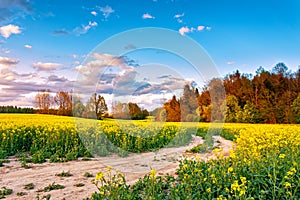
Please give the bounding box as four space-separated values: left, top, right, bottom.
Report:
73 21 98 35
174 13 184 23
0 56 19 68
99 5 114 19
227 61 235 65
179 27 193 35
0 24 21 38
142 13 155 19
24 44 32 49
32 62 62 71
179 25 211 35
197 25 205 31
174 13 184 18
91 11 98 16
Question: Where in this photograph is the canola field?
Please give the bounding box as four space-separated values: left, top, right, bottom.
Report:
92 124 300 200
0 114 300 199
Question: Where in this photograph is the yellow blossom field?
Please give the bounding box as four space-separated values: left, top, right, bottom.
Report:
0 114 300 199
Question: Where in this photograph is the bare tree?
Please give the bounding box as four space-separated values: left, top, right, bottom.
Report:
54 91 73 116
35 89 52 114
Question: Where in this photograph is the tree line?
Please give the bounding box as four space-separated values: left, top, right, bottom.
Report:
0 106 34 113
155 63 300 123
2 62 299 123
34 90 149 120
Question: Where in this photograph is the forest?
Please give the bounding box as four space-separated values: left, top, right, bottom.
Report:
2 62 300 124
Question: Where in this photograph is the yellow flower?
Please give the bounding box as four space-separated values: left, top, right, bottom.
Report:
107 165 112 171
284 182 291 188
239 189 246 196
279 154 285 159
206 187 211 193
240 177 247 185
95 172 105 180
149 169 156 179
228 167 234 173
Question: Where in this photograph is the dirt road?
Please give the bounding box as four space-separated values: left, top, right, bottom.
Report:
0 135 233 200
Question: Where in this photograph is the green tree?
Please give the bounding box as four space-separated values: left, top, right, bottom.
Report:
180 85 199 122
291 94 300 123
223 95 240 122
84 93 108 120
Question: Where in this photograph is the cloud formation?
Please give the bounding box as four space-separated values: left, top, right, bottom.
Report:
0 0 32 23
0 56 19 68
142 13 155 19
73 21 98 35
91 11 97 16
227 61 235 65
24 44 32 49
0 24 21 38
99 5 114 19
179 25 210 35
32 62 62 71
52 29 69 36
174 13 184 23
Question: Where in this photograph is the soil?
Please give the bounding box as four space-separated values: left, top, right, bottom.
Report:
0 135 233 200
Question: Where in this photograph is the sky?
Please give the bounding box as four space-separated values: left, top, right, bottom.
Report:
0 0 300 109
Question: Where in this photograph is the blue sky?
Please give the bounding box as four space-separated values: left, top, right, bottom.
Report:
0 0 299 108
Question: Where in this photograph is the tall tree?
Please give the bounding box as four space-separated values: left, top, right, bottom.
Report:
73 97 85 117
180 85 199 122
54 91 72 116
35 89 52 114
164 95 181 122
291 94 300 123
84 93 108 119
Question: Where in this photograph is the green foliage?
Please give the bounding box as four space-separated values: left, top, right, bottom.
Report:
55 170 73 177
74 183 85 187
39 182 65 192
17 192 27 196
32 151 46 163
223 95 241 122
186 144 203 153
292 94 300 123
84 172 94 178
0 187 13 199
24 183 35 190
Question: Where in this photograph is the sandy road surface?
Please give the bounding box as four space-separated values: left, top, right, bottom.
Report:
0 135 233 200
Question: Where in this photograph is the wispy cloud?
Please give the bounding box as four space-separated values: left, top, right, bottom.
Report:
0 0 32 23
73 21 98 35
99 5 114 19
48 74 68 82
24 44 32 49
52 29 69 36
174 13 184 23
32 62 62 71
227 61 235 65
0 24 21 38
206 26 212 31
0 56 19 68
142 13 155 19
